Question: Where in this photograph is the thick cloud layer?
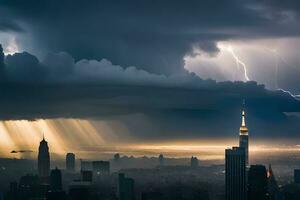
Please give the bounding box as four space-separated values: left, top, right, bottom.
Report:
3 50 204 86
0 48 300 139
1 1 300 140
1 0 300 75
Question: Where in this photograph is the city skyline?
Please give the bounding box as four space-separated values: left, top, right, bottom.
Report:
0 107 298 161
1 1 300 199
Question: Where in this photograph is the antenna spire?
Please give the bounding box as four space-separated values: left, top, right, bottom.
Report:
239 99 248 135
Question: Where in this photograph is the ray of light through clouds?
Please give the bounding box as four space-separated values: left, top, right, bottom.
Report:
0 119 109 159
1 119 300 161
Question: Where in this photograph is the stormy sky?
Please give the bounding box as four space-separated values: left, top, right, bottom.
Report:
1 0 300 142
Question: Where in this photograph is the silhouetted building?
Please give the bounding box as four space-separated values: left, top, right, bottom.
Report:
50 167 62 191
6 181 18 200
141 182 210 200
66 153 75 172
248 165 268 200
190 156 199 168
118 173 135 200
38 136 50 181
225 147 246 200
141 191 163 200
81 170 93 182
158 154 164 166
294 169 300 184
68 181 93 200
81 161 92 171
239 105 249 166
113 154 121 172
114 153 120 161
92 161 110 175
281 183 300 200
18 174 40 200
268 164 284 200
47 191 67 200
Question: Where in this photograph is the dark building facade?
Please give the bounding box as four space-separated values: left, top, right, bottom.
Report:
46 191 66 200
248 165 268 200
190 156 199 168
225 147 246 200
18 174 40 200
50 168 62 191
38 136 50 180
118 173 135 200
80 161 92 171
66 153 75 172
81 170 93 182
68 182 93 200
114 153 120 161
294 169 300 184
158 154 164 166
92 161 110 175
268 165 284 200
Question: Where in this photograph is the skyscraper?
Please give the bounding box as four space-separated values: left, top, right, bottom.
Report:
248 165 268 200
239 106 249 166
50 167 62 191
66 153 75 172
114 153 120 162
294 169 300 184
158 154 164 166
38 135 50 180
225 147 247 200
118 173 135 200
268 164 284 200
81 170 93 182
190 156 199 168
92 161 110 175
80 161 92 171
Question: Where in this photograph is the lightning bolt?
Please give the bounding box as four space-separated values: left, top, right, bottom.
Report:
265 48 300 99
226 46 250 81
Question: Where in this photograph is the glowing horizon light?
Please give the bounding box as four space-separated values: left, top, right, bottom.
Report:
1 119 300 160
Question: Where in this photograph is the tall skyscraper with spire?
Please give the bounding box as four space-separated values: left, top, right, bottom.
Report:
239 103 249 166
225 147 247 200
38 134 50 180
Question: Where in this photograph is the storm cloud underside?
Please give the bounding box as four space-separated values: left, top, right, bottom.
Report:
0 0 300 140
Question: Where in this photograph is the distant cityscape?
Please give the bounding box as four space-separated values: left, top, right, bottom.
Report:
0 105 300 200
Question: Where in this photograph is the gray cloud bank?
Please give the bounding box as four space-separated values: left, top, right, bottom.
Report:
0 46 300 139
2 0 300 75
1 0 300 139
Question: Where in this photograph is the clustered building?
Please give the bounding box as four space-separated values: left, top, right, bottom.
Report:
225 103 283 200
5 135 120 200
4 101 300 200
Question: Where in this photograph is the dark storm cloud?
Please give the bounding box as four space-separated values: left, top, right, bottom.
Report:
2 0 300 74
1 0 300 139
1 48 300 139
5 52 46 81
0 20 22 32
